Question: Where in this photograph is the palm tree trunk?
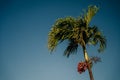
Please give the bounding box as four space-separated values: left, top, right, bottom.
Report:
83 48 94 80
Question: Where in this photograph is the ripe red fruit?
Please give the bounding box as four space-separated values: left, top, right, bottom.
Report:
77 61 88 74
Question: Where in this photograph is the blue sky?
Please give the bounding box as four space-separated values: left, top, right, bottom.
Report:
0 0 120 80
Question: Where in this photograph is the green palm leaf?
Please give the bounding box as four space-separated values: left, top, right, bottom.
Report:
85 5 99 26
48 17 75 52
88 26 106 52
64 39 78 57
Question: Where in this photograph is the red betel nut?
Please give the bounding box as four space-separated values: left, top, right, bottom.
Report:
77 62 87 74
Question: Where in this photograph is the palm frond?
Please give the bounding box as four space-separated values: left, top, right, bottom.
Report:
85 5 99 26
97 35 106 52
48 17 76 52
88 26 106 52
64 39 78 57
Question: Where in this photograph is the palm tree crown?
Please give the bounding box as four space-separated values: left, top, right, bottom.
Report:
48 5 106 57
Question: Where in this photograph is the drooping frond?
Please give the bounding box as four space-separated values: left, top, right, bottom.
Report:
85 5 99 26
97 35 106 52
88 26 106 52
48 17 76 52
64 39 78 57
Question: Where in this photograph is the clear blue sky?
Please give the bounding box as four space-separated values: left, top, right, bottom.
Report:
0 0 120 80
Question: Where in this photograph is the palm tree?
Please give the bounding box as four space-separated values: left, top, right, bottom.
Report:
48 5 106 80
